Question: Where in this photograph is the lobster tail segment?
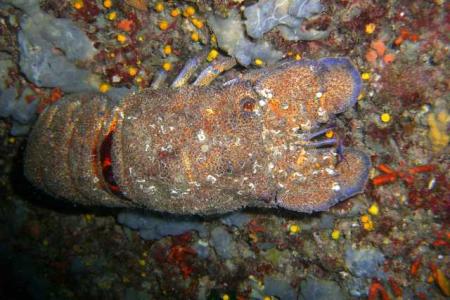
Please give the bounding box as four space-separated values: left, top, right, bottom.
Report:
24 94 128 207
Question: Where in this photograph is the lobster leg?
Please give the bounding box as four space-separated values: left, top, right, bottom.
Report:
150 69 168 90
170 51 208 88
304 138 337 148
192 56 237 86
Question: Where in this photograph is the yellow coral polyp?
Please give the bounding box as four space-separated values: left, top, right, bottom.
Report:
363 222 374 231
210 34 217 44
207 49 219 62
99 83 110 93
191 18 204 29
103 0 112 9
191 31 199 42
159 20 169 31
361 72 371 80
360 214 374 231
128 66 138 77
162 62 172 71
427 110 449 152
73 0 84 10
288 224 300 234
368 203 379 216
365 23 376 34
331 229 341 240
254 58 264 66
116 34 127 44
163 45 172 55
325 130 334 138
183 6 196 17
170 8 181 17
380 113 391 123
154 2 164 13
360 214 370 223
106 11 117 21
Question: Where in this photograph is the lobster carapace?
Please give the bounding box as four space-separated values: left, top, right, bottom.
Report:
25 57 370 215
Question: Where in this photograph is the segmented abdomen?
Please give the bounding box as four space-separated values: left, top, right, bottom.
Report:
24 93 127 207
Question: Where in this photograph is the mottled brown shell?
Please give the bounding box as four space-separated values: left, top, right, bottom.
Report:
25 58 370 215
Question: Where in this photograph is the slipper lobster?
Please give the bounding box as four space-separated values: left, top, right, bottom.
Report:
24 56 370 215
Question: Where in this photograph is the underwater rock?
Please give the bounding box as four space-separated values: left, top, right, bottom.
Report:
0 54 39 135
264 276 297 300
210 227 237 259
0 88 38 135
117 210 207 240
208 10 282 66
244 0 329 41
345 246 385 279
8 0 99 93
299 276 347 300
220 212 252 228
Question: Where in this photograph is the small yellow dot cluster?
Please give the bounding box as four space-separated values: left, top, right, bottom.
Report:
365 23 376 34
191 31 200 42
361 72 371 80
368 203 379 216
211 34 217 45
380 113 391 123
73 0 84 10
163 45 172 55
162 62 172 71
128 66 138 77
360 214 374 231
325 130 334 138
183 6 196 17
207 49 219 62
106 11 117 21
331 229 340 240
116 33 127 44
191 18 204 29
99 82 110 93
159 20 169 31
288 224 300 234
171 8 181 17
254 58 264 66
103 0 112 9
154 2 164 13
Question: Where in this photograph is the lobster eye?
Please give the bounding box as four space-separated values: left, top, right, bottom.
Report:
240 97 257 118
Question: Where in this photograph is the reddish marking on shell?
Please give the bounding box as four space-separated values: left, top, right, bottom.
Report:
100 120 122 195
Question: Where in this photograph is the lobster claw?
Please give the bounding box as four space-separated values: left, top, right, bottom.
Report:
275 148 371 213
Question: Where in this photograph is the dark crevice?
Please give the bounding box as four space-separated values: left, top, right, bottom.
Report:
99 123 124 197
